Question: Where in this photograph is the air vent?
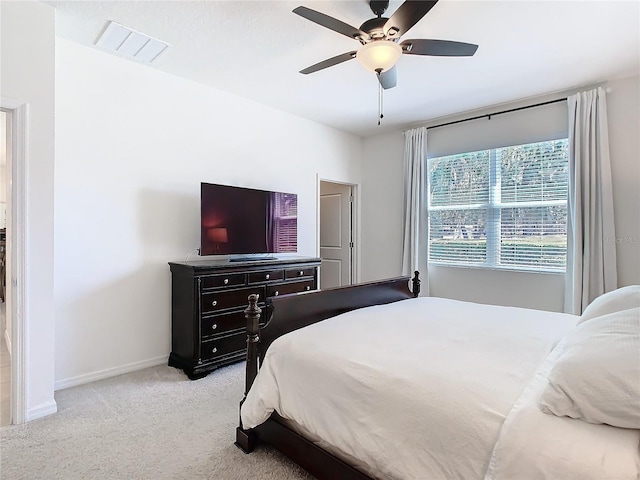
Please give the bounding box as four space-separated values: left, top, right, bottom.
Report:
95 21 170 63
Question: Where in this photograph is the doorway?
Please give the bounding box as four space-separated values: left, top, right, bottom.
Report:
0 109 10 425
1 99 26 425
319 180 356 289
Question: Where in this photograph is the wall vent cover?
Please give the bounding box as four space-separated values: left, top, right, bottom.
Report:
95 21 170 63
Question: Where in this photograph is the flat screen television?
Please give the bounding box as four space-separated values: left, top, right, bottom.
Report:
200 182 298 257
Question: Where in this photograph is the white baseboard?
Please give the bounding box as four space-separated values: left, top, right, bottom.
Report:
54 355 168 391
4 328 11 356
26 400 58 422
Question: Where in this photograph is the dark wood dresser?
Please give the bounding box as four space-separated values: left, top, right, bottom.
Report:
168 256 321 379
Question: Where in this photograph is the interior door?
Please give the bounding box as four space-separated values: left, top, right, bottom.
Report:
319 182 353 289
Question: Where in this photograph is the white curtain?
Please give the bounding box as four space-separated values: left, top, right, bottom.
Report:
402 127 428 294
565 87 617 314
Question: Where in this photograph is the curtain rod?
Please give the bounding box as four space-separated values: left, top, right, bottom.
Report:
425 97 567 131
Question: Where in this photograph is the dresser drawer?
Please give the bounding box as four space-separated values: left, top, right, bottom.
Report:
201 334 246 361
285 267 316 279
201 309 266 338
267 280 315 297
200 273 245 290
201 286 265 314
248 269 284 284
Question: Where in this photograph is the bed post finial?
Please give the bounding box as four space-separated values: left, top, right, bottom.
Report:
412 271 420 297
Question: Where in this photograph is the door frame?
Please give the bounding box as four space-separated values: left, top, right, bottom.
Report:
1 97 28 425
316 175 358 286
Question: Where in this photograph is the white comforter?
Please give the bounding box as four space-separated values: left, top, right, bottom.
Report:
240 296 639 479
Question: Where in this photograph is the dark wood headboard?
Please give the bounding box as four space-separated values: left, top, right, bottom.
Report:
261 275 418 356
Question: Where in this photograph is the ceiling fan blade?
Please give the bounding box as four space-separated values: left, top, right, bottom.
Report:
401 39 479 56
384 1 438 37
293 6 366 40
377 66 397 89
300 51 357 74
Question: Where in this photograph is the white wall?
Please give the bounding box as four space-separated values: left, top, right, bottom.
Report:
361 131 404 282
361 75 640 312
54 39 363 388
0 0 57 420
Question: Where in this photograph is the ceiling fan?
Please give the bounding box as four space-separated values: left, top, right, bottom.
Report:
293 0 478 90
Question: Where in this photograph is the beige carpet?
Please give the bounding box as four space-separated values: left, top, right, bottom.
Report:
0 362 313 480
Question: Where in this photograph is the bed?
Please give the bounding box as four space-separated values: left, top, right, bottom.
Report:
235 274 640 480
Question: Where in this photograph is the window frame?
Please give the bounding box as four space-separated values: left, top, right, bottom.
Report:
427 139 569 273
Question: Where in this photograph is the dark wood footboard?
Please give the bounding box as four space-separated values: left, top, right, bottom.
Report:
235 272 420 478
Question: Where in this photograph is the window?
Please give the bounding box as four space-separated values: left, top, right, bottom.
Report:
428 139 569 272
273 192 297 252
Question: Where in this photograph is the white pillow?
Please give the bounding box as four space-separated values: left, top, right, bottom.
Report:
539 307 640 429
578 285 640 325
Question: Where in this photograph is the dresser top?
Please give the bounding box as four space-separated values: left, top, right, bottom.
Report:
169 255 321 274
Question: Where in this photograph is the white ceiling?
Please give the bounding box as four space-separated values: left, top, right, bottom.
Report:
52 0 640 137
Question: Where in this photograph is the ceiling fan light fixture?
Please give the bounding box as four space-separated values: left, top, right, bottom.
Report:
356 40 402 72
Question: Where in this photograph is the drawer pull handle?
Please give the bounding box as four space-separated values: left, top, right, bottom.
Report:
212 300 218 307
299 270 304 276
223 278 229 285
212 324 218 330
265 274 270 280
306 286 311 291
274 291 279 296
212 347 218 354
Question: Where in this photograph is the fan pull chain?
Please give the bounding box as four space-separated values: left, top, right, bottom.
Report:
378 77 384 126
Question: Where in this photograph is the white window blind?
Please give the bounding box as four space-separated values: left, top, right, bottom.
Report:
428 139 569 272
